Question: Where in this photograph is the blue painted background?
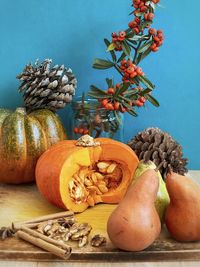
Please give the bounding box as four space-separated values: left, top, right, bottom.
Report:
0 0 199 169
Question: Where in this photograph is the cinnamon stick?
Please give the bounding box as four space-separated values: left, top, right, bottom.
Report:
17 230 71 260
17 216 75 229
20 225 72 252
12 211 74 230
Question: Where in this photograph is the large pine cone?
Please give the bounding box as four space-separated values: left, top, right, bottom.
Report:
128 127 188 178
17 59 77 112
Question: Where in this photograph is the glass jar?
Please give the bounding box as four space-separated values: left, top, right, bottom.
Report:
71 96 124 141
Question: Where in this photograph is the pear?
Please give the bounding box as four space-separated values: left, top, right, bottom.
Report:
165 171 200 242
133 160 170 221
107 169 161 251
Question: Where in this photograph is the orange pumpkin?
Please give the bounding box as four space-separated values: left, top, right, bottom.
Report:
36 135 139 212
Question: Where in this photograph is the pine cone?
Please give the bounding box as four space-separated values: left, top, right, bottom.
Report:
128 127 188 178
17 59 77 112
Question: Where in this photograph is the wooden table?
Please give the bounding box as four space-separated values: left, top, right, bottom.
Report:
0 170 200 267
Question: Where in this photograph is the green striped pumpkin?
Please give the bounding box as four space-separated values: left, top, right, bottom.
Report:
0 107 67 184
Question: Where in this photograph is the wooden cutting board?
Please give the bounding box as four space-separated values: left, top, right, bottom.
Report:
1 172 200 262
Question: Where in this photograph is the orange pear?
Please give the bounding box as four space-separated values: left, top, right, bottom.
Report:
107 169 161 251
165 171 200 242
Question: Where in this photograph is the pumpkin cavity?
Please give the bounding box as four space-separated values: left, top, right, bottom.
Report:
68 160 123 206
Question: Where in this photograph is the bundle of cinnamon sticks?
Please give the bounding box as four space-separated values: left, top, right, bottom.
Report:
12 211 74 260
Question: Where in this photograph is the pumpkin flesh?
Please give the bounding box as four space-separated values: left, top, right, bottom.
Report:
36 138 139 212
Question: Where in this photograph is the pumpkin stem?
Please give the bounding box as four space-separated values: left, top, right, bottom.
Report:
76 135 100 147
15 107 26 115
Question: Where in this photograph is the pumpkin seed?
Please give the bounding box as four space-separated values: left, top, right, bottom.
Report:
84 178 93 187
106 163 117 174
98 184 109 193
95 172 104 180
87 195 95 206
79 168 89 181
91 173 98 183
93 194 102 204
97 162 110 169
98 168 108 174
87 185 102 195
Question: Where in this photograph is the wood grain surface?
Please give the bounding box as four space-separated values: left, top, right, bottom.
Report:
0 171 200 265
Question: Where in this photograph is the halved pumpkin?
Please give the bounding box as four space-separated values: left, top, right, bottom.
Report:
35 135 139 213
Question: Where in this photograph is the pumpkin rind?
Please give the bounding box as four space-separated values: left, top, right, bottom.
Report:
0 108 67 184
35 138 139 212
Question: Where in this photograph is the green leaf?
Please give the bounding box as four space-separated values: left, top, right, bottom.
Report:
117 52 127 63
106 78 114 88
90 85 108 95
104 39 117 62
93 58 114 69
127 108 138 117
141 88 152 95
87 92 109 99
124 90 139 97
137 75 155 90
137 40 153 54
134 12 143 17
107 43 115 51
115 82 130 97
132 76 140 86
146 94 160 107
122 41 131 57
135 47 152 64
114 110 122 125
128 35 144 42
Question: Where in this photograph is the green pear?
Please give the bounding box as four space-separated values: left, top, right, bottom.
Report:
132 160 170 222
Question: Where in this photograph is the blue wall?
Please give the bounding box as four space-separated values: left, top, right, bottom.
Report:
0 0 199 169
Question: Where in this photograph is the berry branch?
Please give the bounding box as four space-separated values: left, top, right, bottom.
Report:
88 0 163 117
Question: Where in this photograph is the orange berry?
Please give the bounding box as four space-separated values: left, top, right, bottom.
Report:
133 27 140 34
120 107 126 113
136 67 143 75
102 98 109 107
117 36 124 41
114 101 120 110
107 88 115 94
152 0 160 4
79 128 84 134
134 0 141 4
116 83 121 88
135 17 140 23
135 100 144 107
73 127 79 134
139 2 144 7
152 46 159 52
157 29 163 35
153 36 160 42
140 6 148 12
105 103 114 110
144 13 148 20
119 31 126 38
130 71 137 78
148 13 154 21
83 128 89 135
126 67 135 74
149 28 157 35
139 96 146 103
157 40 163 47
150 43 157 50
157 33 164 39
